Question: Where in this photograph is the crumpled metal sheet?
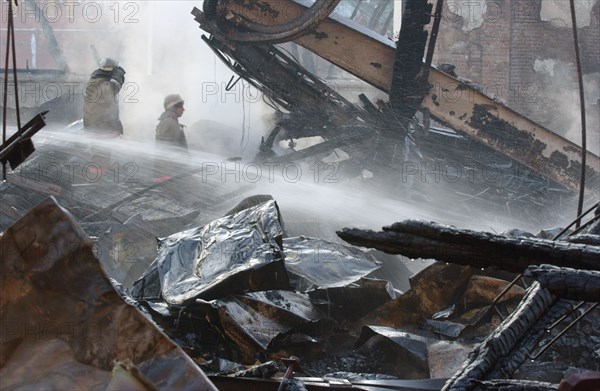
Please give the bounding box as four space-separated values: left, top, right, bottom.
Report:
459 275 525 309
309 277 396 321
0 197 217 390
355 325 430 379
422 318 466 339
283 236 381 292
96 210 200 290
132 200 289 304
409 262 473 316
208 290 326 362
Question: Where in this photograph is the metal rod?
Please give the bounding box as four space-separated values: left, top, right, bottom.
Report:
10 0 22 134
547 301 586 331
570 0 587 229
568 211 600 237
528 302 598 360
491 274 522 306
553 201 600 240
2 0 13 181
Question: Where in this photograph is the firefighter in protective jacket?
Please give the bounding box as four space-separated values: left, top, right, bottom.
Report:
83 58 126 136
155 94 188 151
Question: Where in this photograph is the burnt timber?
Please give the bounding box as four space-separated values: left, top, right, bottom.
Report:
523 265 600 302
337 220 600 274
441 283 575 390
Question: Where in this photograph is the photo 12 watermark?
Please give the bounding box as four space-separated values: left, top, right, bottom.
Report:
1 1 141 24
200 161 340 184
0 80 140 105
17 160 140 184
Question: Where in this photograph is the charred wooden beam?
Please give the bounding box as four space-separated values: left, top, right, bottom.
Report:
486 298 577 380
337 220 600 273
567 234 600 246
442 283 575 390
389 0 431 123
523 265 600 302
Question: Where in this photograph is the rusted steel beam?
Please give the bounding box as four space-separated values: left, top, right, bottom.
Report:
197 0 600 192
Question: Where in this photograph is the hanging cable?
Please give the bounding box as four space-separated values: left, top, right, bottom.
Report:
239 81 250 153
2 5 11 180
1 1 47 177
10 1 22 133
3 0 22 181
569 0 587 228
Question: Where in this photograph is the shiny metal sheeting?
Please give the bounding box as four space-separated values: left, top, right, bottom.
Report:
132 200 289 305
283 236 381 292
209 290 326 362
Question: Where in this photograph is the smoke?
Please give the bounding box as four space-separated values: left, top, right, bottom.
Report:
533 58 600 155
94 1 271 156
540 0 597 27
6 0 586 237
563 72 600 155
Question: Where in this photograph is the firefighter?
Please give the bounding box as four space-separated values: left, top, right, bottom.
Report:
83 58 126 136
155 94 188 151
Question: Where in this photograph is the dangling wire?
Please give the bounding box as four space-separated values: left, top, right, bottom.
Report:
569 0 587 228
2 4 12 155
9 0 21 133
239 81 251 153
2 0 22 181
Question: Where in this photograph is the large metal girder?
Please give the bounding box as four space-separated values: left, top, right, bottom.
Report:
197 0 600 193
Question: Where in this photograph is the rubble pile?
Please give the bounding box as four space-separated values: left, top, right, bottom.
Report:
2 183 598 389
0 139 598 390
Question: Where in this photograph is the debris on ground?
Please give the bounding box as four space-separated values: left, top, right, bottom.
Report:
0 197 217 390
2 193 598 390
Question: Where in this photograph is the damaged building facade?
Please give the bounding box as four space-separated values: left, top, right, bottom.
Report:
430 0 600 154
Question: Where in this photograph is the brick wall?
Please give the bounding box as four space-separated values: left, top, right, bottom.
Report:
431 0 600 149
